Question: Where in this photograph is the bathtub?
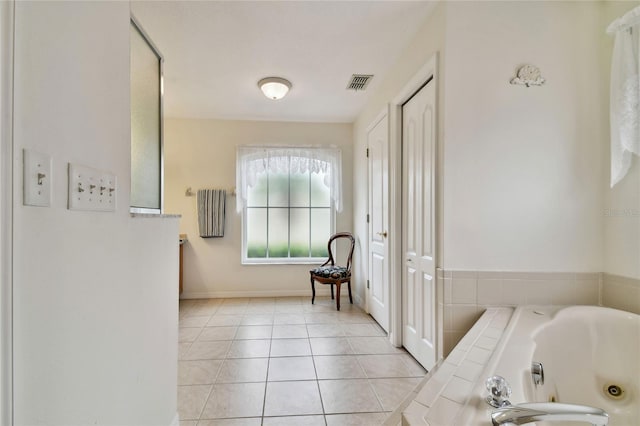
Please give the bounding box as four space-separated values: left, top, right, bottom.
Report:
457 305 640 425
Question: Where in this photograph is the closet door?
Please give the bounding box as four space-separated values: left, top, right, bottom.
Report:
367 111 390 331
402 78 436 370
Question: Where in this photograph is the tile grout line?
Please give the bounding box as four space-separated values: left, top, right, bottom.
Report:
261 353 271 425
263 334 274 425
196 383 215 423
180 346 218 420
308 324 329 426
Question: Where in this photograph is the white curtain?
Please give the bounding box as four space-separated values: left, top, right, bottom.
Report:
236 146 343 212
607 6 640 187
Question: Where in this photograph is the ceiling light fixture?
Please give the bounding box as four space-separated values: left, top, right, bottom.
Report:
258 77 292 100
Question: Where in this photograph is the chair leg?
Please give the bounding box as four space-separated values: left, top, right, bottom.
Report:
331 284 334 300
348 280 353 304
310 276 316 305
336 282 341 311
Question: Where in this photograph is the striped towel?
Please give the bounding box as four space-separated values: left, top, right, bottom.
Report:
197 189 226 238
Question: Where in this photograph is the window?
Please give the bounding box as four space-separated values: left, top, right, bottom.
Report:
237 147 342 264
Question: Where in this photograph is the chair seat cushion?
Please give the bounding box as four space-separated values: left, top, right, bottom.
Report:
311 265 350 279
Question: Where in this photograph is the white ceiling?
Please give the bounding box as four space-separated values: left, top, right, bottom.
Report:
131 1 435 123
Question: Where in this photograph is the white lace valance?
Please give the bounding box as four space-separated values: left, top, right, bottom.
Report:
608 6 640 187
236 146 343 212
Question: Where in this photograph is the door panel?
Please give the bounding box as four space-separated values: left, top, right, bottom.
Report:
405 119 417 255
367 113 390 332
402 79 437 370
371 253 384 304
406 267 417 332
422 106 434 257
422 273 434 344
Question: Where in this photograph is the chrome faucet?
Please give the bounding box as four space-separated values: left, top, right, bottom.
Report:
491 402 609 426
531 362 544 386
485 375 512 408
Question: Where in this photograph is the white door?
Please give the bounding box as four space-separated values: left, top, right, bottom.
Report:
367 112 390 331
402 79 437 370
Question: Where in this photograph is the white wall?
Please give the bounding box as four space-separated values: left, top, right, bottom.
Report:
442 1 607 272
165 118 353 298
13 2 178 425
603 1 640 280
352 2 446 305
605 161 640 279
0 1 14 423
355 1 629 290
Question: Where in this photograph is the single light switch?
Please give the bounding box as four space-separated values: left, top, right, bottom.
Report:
23 149 52 207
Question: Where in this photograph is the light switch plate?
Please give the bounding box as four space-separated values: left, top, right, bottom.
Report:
68 163 117 212
23 149 52 207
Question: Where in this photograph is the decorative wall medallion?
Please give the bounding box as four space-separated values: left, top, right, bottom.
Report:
510 64 545 87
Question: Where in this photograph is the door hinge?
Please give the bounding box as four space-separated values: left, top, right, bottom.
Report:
367 280 370 289
366 148 369 158
366 214 370 223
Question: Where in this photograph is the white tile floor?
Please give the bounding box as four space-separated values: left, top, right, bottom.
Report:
178 297 426 426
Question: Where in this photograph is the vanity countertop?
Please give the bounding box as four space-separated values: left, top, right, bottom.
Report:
130 213 182 219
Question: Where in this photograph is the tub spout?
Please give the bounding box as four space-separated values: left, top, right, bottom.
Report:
491 402 608 426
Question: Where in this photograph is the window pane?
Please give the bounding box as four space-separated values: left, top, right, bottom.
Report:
268 208 289 257
310 208 330 257
310 171 331 207
290 171 310 207
247 172 268 207
268 171 289 207
246 208 267 258
290 209 310 257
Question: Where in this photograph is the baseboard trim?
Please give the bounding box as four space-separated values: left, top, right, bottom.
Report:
354 294 365 309
180 288 334 299
170 412 179 426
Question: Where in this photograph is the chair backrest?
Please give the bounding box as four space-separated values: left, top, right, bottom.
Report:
326 232 355 271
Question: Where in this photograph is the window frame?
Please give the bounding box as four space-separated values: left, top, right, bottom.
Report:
241 169 336 265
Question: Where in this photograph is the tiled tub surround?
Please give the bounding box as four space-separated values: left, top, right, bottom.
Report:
602 273 640 315
402 308 514 426
394 271 640 425
404 305 640 425
178 297 427 425
455 305 640 425
441 270 602 355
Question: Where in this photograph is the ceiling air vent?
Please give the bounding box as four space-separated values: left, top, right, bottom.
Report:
347 74 373 91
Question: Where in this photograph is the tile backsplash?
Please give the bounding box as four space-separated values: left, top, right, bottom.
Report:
602 273 640 315
439 270 602 355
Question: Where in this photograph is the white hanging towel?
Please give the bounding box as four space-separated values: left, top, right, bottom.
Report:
197 189 226 238
607 6 640 187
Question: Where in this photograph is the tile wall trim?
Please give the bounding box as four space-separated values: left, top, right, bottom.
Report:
602 273 640 315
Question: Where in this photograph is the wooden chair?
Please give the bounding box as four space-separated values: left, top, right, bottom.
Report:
309 232 355 311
